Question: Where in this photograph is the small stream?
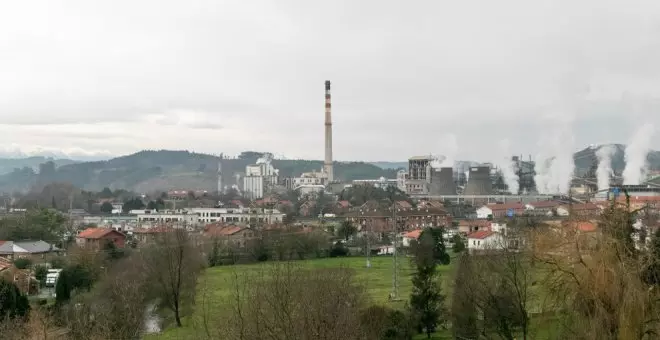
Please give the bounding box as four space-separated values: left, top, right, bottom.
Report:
143 302 162 334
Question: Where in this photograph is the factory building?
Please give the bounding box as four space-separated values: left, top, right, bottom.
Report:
464 166 494 195
429 167 457 195
594 185 660 201
405 156 432 194
243 155 279 200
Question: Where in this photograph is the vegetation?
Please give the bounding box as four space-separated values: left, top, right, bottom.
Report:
12 258 32 270
0 209 67 245
141 229 204 327
0 280 30 319
0 150 399 192
410 231 447 338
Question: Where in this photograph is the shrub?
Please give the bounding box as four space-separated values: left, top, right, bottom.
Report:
12 258 32 270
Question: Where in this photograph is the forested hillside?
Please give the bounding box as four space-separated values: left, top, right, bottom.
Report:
0 150 398 193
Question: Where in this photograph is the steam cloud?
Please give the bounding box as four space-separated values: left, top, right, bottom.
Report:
495 139 519 194
595 145 615 190
430 134 458 169
623 123 655 185
534 126 575 194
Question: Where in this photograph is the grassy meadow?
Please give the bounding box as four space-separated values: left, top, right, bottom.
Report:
148 255 457 340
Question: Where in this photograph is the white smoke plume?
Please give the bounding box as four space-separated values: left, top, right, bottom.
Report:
430 134 458 169
623 123 655 185
495 139 519 194
534 126 575 194
595 145 615 191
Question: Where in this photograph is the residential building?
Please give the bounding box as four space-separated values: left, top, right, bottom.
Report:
296 184 326 196
76 228 126 250
132 227 172 244
397 170 407 192
334 200 352 214
467 230 505 252
299 201 316 217
0 241 60 260
344 201 451 234
203 225 256 248
402 229 422 247
476 202 526 219
556 203 602 217
457 220 491 234
191 207 285 225
136 210 197 225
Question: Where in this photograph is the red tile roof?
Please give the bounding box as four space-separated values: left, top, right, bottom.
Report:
562 221 598 232
527 200 560 208
403 229 422 239
337 200 351 208
564 203 601 211
205 225 246 236
467 230 496 239
78 228 117 239
458 220 491 227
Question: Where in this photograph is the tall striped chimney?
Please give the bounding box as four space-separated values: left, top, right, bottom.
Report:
324 80 334 182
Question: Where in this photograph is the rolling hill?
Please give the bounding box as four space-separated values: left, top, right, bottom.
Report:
0 150 399 193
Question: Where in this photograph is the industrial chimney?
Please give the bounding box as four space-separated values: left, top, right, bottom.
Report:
217 154 223 194
324 80 334 182
464 166 493 195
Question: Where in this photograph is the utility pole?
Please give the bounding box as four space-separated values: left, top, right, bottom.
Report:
365 216 371 268
390 203 400 301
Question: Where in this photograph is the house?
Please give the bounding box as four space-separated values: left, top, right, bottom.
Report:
467 230 505 252
395 201 413 209
132 227 172 244
377 245 395 255
76 228 126 250
556 203 602 217
299 200 316 217
457 220 491 234
476 203 526 219
334 200 352 214
0 240 60 260
417 200 443 209
204 224 256 248
402 229 422 247
525 200 561 216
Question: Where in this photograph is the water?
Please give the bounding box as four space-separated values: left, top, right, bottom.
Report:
143 302 162 334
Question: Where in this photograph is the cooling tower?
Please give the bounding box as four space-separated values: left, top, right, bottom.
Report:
429 167 456 195
464 166 493 195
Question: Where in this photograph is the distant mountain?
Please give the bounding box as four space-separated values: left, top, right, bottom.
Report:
0 157 78 175
0 150 398 193
370 161 407 170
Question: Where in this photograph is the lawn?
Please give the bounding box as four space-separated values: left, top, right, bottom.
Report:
148 255 457 339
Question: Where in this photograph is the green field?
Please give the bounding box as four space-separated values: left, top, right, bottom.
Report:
148 256 456 340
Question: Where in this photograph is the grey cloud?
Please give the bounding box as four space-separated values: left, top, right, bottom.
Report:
1 0 660 161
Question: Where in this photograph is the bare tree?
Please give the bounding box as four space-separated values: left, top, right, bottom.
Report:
534 202 660 340
60 255 150 340
141 229 204 327
214 262 367 340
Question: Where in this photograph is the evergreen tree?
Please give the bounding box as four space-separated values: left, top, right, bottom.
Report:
451 254 478 340
0 280 30 319
410 231 446 338
643 228 660 285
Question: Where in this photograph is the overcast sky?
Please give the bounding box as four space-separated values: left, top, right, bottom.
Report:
1 0 660 162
